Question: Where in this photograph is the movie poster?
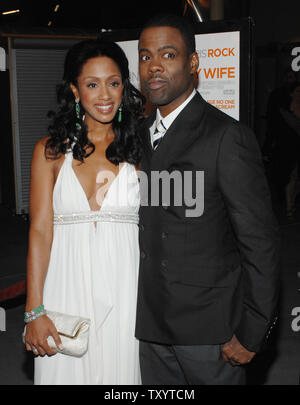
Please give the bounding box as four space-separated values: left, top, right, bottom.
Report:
195 31 240 120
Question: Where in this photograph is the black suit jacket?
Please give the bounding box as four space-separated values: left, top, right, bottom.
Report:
135 92 280 353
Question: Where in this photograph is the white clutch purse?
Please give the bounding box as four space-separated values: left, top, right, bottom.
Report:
46 311 91 357
23 310 91 358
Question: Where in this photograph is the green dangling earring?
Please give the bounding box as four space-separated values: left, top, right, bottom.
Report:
118 104 122 123
75 98 81 129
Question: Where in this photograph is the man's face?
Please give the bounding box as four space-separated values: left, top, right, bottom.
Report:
138 26 198 117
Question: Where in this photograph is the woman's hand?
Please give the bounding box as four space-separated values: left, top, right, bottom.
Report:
24 315 63 357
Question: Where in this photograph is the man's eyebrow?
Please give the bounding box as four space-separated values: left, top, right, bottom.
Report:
158 45 178 52
138 45 178 53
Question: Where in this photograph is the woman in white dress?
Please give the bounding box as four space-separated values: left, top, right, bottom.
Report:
24 40 144 384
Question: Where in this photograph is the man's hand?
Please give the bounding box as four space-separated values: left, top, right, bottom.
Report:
221 335 256 366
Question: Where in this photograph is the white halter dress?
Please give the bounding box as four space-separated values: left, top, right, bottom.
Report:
34 148 141 385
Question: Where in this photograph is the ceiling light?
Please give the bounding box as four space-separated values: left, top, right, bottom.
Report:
2 9 20 15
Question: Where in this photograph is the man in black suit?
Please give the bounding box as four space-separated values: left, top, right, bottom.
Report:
135 14 280 385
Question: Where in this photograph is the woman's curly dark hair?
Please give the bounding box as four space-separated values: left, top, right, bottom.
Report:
45 39 145 165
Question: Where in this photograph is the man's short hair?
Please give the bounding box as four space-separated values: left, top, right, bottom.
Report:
141 14 196 56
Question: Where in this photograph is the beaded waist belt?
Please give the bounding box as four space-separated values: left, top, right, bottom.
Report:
53 211 139 225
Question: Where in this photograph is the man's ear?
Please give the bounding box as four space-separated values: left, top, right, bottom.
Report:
70 83 79 100
190 52 199 74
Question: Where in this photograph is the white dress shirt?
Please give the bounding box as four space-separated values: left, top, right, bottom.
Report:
150 89 197 148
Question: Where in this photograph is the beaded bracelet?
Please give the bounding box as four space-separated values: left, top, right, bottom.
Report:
24 310 47 324
24 304 45 322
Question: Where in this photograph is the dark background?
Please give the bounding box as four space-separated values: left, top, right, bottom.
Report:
0 0 299 43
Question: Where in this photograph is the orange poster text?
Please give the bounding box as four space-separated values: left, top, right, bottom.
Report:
197 67 236 79
208 48 235 57
207 99 235 110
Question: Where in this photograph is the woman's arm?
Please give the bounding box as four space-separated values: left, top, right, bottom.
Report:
25 138 63 356
26 138 54 311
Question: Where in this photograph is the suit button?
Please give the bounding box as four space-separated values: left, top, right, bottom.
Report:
141 251 146 259
162 232 168 239
161 259 168 268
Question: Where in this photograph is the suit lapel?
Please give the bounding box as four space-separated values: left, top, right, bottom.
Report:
151 93 207 171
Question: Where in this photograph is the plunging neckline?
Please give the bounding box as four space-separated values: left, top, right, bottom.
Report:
70 162 127 213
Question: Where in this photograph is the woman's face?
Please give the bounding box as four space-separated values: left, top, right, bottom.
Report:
71 56 124 125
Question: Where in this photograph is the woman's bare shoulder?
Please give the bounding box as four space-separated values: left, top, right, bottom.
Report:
33 136 51 159
32 136 64 173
